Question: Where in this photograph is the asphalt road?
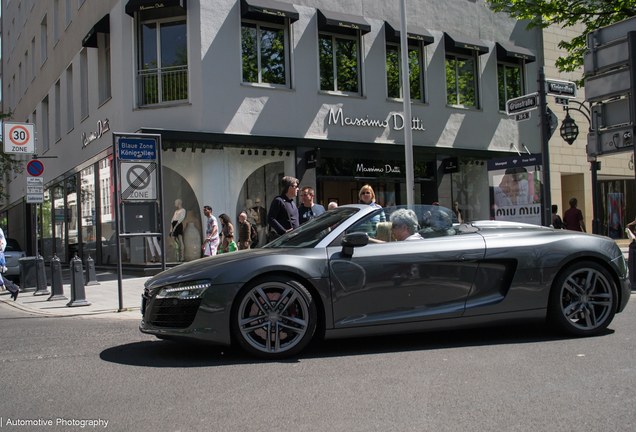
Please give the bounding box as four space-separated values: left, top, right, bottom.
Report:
1 296 635 432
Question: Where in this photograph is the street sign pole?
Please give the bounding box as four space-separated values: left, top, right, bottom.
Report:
538 67 552 227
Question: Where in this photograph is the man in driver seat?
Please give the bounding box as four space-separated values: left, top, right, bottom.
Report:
390 209 423 241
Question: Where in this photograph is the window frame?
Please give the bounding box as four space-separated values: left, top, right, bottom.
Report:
240 18 291 88
136 12 189 107
497 61 525 113
318 30 362 96
385 41 425 102
445 51 479 109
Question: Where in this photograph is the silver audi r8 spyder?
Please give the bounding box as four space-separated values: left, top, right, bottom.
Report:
140 204 631 359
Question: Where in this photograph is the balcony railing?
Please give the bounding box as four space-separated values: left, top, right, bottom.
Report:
137 65 188 106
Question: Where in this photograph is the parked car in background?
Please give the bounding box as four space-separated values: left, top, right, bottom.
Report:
4 238 26 282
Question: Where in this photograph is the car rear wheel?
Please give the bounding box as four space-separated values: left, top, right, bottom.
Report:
232 276 317 359
548 261 617 337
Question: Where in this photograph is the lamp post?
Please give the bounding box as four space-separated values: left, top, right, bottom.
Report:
558 101 601 234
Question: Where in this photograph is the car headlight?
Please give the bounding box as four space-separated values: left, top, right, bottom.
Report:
156 280 212 300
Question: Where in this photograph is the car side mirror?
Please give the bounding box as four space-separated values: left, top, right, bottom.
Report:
341 232 369 256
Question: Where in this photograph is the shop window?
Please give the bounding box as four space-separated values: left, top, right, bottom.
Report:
53 184 67 263
67 176 78 261
241 21 290 87
41 189 53 261
317 9 370 95
80 166 96 262
137 7 188 106
99 156 116 265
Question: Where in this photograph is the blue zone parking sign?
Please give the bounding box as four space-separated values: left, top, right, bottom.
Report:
117 137 157 160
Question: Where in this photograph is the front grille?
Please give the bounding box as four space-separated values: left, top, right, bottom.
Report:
147 297 202 328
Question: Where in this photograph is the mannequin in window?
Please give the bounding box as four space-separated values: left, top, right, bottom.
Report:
170 199 186 262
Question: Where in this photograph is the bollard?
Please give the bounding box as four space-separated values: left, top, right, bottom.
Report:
33 255 50 296
85 255 100 286
47 254 68 301
67 254 91 307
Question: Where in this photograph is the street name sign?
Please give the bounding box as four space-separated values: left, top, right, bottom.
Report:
3 122 35 154
506 93 538 115
546 79 577 98
555 97 570 106
516 112 531 122
117 137 157 160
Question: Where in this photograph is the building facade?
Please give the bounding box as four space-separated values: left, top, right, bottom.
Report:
1 0 544 266
543 23 635 239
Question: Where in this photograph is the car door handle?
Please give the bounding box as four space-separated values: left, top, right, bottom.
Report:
459 253 483 261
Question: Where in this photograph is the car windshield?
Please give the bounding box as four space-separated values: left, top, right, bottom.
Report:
265 207 360 248
5 238 22 252
345 205 459 241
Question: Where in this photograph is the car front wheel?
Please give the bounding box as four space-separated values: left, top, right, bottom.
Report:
232 276 317 359
548 261 617 337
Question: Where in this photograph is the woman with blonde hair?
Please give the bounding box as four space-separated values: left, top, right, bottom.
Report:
358 184 386 230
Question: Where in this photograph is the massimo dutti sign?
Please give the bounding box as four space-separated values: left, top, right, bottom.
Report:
327 108 425 132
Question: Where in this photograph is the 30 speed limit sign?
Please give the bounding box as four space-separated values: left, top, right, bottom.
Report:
3 122 35 154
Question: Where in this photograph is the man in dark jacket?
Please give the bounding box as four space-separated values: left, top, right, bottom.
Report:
267 176 300 238
238 212 251 250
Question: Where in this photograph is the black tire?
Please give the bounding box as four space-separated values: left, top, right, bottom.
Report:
548 261 617 337
231 275 317 359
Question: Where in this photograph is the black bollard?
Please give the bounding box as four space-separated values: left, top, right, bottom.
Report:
33 255 50 296
67 254 91 307
47 254 68 301
85 255 100 286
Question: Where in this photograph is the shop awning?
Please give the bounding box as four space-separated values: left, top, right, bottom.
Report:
317 9 371 35
241 0 299 23
82 15 110 48
444 32 489 55
384 21 434 46
496 42 536 63
125 0 186 17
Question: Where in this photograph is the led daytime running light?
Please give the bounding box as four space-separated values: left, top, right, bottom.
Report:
156 282 211 299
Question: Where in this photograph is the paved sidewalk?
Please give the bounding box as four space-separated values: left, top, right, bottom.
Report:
0 271 148 320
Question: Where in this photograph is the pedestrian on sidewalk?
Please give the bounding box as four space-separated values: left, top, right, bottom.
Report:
202 205 220 256
0 227 19 300
238 212 251 250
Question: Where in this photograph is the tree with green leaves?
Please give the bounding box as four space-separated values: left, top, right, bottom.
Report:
488 0 636 84
0 110 26 203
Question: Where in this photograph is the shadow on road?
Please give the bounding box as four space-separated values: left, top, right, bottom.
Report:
100 323 613 368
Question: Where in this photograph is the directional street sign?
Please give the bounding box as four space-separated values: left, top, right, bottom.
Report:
120 162 157 201
3 122 35 154
546 79 577 98
506 93 538 115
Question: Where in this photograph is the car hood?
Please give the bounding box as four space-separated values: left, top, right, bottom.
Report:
145 247 329 289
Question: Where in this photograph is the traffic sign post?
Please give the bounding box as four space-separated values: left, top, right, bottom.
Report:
3 122 36 154
112 133 165 312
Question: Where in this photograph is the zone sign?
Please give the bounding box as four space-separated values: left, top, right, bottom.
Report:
3 122 35 154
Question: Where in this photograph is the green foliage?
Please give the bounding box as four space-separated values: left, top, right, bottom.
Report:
446 55 477 107
319 34 359 92
0 110 26 203
488 0 636 85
